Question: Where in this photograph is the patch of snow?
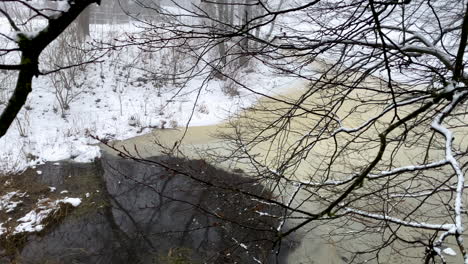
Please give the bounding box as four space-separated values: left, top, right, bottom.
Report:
13 196 82 234
36 170 42 175
48 187 56 192
0 223 5 236
37 198 51 204
253 257 262 264
444 82 456 93
255 211 276 217
59 197 81 207
56 0 70 12
72 145 101 163
0 192 24 213
443 247 457 256
4 200 22 213
15 209 51 233
345 207 455 231
0 21 298 174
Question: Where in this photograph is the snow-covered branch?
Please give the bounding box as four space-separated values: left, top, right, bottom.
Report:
343 207 454 231
431 90 468 261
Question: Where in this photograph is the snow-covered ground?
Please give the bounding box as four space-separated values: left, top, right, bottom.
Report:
0 22 297 174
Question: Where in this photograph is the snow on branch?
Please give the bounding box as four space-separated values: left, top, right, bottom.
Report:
343 207 454 231
430 89 468 261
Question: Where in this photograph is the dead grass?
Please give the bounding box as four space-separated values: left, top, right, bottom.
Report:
0 164 100 261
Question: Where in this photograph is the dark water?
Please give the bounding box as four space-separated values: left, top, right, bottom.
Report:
1 154 295 264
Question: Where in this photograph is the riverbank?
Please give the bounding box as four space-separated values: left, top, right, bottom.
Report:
0 154 295 264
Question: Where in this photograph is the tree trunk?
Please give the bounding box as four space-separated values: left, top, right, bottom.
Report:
239 0 251 67
78 6 91 39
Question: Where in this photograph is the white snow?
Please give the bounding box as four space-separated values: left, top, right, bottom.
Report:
15 209 49 233
13 196 82 235
59 197 81 207
0 223 5 236
253 257 262 264
56 0 70 13
255 211 276 217
443 247 457 256
0 191 25 213
444 82 456 93
431 91 468 239
344 207 454 231
71 145 101 163
0 21 297 174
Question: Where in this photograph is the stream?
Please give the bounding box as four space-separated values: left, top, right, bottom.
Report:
3 78 462 264
96 81 352 264
0 80 348 264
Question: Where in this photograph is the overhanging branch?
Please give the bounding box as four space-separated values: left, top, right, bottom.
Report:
0 0 101 138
